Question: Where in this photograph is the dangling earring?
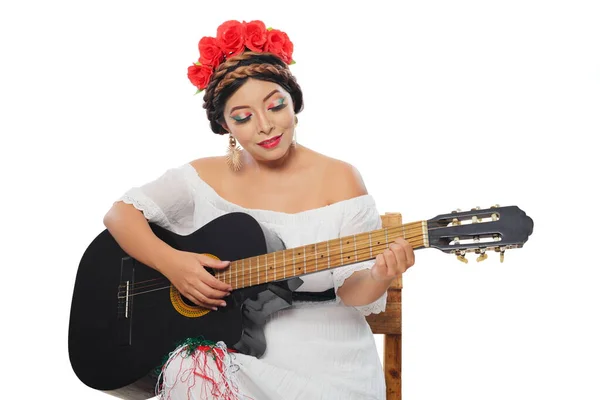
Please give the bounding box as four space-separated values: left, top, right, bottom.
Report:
291 116 298 148
226 134 243 172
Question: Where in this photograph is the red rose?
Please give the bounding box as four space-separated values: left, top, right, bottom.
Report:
244 20 267 52
187 63 213 90
198 36 225 67
216 20 246 57
264 29 294 64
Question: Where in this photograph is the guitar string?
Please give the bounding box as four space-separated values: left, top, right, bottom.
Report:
116 237 424 307
116 224 425 296
119 215 503 298
117 234 425 300
117 223 427 293
119 216 490 293
117 227 426 297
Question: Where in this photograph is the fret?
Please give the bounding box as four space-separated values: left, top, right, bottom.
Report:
402 224 406 239
235 260 238 289
303 246 306 274
339 238 343 265
385 228 389 248
273 252 276 281
327 240 330 269
283 249 286 278
314 243 318 272
369 232 373 258
250 257 253 286
242 259 245 288
265 254 268 284
353 234 358 261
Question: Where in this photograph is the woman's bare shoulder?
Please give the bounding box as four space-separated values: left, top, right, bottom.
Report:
188 156 227 183
304 148 369 204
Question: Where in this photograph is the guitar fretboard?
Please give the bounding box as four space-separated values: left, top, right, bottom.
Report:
215 221 429 290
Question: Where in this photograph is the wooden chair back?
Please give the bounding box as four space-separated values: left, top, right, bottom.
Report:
365 212 403 400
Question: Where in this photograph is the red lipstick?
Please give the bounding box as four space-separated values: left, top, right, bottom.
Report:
258 133 283 149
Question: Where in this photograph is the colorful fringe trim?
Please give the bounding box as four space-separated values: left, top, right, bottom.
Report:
155 338 252 400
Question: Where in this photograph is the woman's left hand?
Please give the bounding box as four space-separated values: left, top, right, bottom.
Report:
370 237 415 281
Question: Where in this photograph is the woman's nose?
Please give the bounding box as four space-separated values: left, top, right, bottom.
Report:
256 112 274 134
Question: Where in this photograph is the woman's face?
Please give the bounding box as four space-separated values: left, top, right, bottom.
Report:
222 78 296 163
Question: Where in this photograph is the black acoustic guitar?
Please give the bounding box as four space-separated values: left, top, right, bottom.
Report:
68 206 533 399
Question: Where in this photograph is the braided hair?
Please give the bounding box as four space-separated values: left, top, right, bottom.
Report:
202 52 304 135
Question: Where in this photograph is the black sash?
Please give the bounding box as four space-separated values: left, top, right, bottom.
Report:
291 288 336 302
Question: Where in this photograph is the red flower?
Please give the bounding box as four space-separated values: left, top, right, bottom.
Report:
244 20 267 52
216 20 245 57
187 63 213 90
187 20 296 93
198 36 225 67
264 29 294 64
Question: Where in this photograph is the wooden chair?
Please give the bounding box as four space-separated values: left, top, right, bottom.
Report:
366 212 403 400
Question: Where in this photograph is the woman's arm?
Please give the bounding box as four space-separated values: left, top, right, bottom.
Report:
103 201 178 273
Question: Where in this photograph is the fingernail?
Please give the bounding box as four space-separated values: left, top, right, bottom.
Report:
221 302 227 307
212 307 218 311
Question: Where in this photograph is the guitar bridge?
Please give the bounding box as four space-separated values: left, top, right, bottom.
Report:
117 256 135 346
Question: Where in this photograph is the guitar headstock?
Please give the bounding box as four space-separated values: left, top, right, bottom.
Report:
427 205 534 263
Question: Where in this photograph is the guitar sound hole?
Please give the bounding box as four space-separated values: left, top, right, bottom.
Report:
181 296 198 307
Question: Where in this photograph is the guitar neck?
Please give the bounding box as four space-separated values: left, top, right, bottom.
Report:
216 220 430 290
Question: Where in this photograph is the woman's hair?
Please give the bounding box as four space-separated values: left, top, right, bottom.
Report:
202 51 304 135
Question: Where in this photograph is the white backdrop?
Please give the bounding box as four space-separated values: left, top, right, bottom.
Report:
1 1 599 399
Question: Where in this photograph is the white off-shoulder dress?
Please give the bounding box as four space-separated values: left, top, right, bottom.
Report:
118 163 387 400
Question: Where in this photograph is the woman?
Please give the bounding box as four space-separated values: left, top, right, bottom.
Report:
103 19 415 400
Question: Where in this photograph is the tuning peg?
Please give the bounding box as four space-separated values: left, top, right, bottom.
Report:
494 246 506 263
452 208 462 214
455 250 468 263
452 218 461 226
477 252 488 262
491 204 500 208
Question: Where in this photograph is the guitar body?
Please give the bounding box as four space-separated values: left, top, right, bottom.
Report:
68 212 299 398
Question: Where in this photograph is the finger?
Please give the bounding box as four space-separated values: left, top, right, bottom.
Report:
198 281 230 299
394 239 414 268
389 243 407 271
383 249 397 275
405 245 415 268
375 253 385 268
182 292 212 309
370 254 385 280
190 288 228 308
200 256 230 269
202 270 234 292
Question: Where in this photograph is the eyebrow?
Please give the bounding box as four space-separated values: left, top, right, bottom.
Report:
229 90 281 113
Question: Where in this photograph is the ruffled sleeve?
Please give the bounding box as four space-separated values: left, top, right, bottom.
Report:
332 196 387 316
116 164 196 234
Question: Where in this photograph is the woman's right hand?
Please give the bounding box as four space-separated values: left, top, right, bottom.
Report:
158 250 233 310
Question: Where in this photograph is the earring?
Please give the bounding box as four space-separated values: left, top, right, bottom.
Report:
291 116 298 148
226 134 243 172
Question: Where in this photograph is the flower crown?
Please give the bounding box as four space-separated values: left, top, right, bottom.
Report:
187 20 295 94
